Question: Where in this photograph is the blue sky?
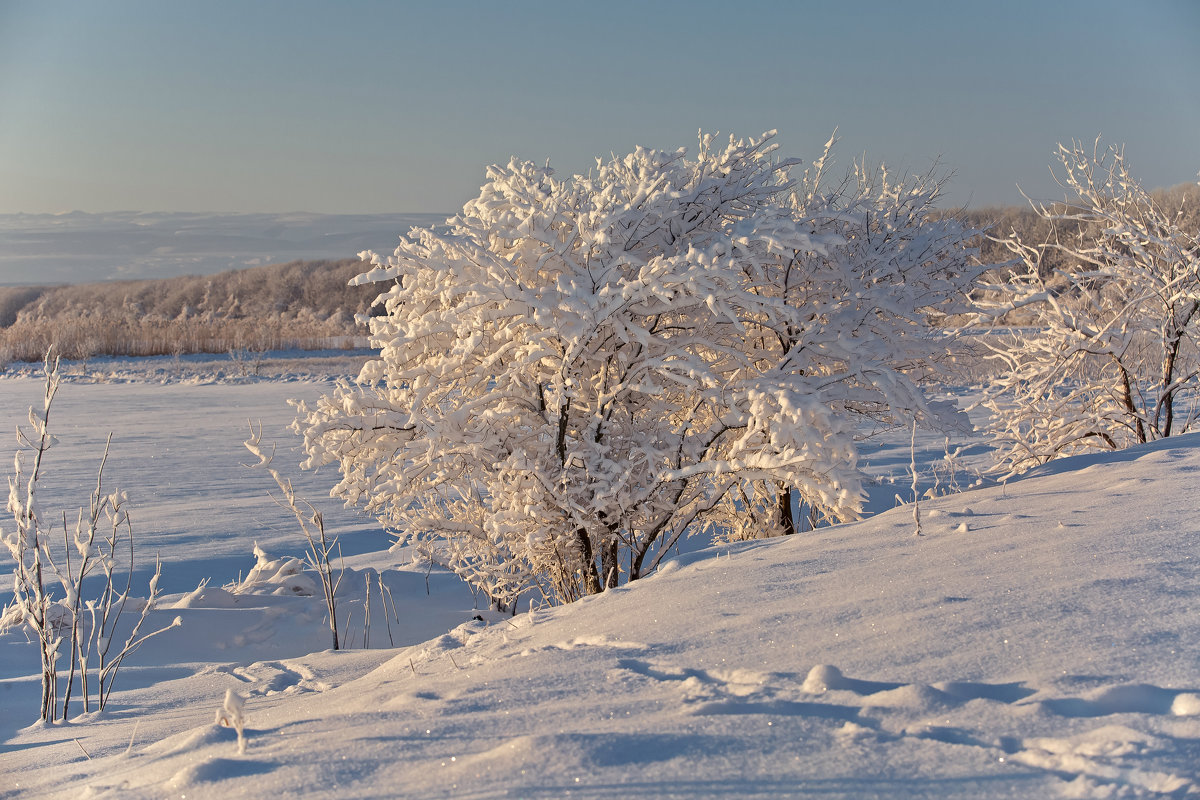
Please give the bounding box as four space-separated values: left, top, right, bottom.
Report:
1 0 1198 214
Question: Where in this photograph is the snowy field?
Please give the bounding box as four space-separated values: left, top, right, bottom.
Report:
1 356 1198 799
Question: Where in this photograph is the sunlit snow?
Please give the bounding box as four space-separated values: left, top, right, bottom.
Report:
0 356 1197 799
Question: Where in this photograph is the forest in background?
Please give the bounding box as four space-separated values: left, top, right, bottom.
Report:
0 258 379 362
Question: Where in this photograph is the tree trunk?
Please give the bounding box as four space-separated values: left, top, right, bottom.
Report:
600 537 620 590
1115 358 1147 444
777 485 796 536
574 528 603 596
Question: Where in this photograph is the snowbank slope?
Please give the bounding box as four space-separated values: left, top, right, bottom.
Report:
3 436 1199 799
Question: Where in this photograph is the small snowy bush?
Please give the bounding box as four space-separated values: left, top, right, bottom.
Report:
976 140 1200 476
295 132 983 605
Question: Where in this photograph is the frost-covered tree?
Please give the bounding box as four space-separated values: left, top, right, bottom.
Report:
295 132 982 605
977 140 1200 476
748 148 986 534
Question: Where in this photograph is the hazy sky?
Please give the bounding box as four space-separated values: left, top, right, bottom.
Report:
2 0 1198 215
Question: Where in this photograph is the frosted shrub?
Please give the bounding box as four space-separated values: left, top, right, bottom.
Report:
976 140 1200 476
295 132 983 605
751 146 986 533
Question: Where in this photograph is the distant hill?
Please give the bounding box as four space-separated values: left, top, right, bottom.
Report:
5 185 1195 364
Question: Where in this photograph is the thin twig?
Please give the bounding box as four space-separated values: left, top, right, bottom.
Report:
124 720 140 757
363 572 372 649
377 571 394 647
911 418 923 537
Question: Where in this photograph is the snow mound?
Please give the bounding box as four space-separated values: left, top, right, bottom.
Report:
228 545 318 597
801 663 848 693
172 579 239 609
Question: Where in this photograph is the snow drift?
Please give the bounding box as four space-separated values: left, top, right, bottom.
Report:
2 422 1198 798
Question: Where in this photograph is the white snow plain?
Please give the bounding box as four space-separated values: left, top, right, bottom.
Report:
0 357 1197 799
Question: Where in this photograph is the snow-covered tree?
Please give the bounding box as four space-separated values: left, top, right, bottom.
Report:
976 140 1200 476
748 150 986 534
294 132 983 605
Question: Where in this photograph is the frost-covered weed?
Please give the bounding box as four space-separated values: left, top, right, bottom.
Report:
215 689 247 754
244 427 345 649
226 544 319 597
0 353 180 721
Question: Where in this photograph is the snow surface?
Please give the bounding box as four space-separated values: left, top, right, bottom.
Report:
1 359 1198 799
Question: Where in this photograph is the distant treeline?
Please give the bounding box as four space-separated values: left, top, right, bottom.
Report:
955 182 1200 275
0 258 387 363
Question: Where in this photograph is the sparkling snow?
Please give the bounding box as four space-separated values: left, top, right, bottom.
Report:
0 358 1196 799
